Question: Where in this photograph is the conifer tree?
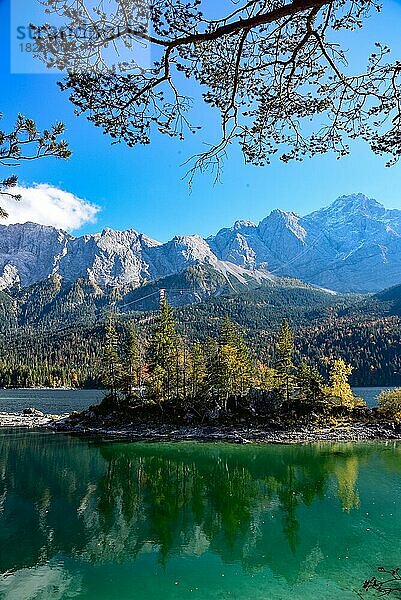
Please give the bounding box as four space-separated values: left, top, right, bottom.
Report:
98 315 122 402
216 316 253 407
255 362 277 391
174 337 186 399
147 298 177 403
121 323 141 399
215 318 236 406
220 315 237 346
275 320 295 404
296 362 325 404
204 337 219 399
327 358 357 409
235 333 254 395
190 340 207 398
218 344 238 405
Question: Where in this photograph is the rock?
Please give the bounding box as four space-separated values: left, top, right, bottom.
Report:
47 419 401 444
1 194 400 295
22 408 44 417
0 411 61 428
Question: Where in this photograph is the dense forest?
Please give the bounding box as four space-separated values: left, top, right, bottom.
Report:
82 297 369 429
0 307 400 389
0 273 400 389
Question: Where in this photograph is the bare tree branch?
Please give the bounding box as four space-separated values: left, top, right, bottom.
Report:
363 566 401 597
32 0 399 181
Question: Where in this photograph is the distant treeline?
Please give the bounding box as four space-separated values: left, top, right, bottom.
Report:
0 300 401 389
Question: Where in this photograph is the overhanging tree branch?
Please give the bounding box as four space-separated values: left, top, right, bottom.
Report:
0 114 71 215
33 0 399 181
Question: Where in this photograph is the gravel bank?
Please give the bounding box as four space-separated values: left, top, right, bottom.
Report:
2 408 400 442
0 408 65 428
50 419 401 443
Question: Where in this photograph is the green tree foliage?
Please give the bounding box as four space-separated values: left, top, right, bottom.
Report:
275 320 295 404
236 331 254 396
4 273 401 388
216 317 254 406
203 337 220 399
0 113 70 213
377 388 401 424
0 287 376 425
147 299 178 403
217 344 239 405
296 362 325 405
326 359 358 409
121 323 142 398
189 340 207 398
254 362 277 392
98 315 122 401
173 336 187 399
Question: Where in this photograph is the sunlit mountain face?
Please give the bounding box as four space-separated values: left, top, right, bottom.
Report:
0 194 401 294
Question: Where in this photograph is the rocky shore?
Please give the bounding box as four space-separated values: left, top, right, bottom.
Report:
2 408 401 443
50 416 401 444
0 408 64 428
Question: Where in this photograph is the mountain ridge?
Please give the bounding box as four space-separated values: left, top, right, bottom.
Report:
1 193 401 293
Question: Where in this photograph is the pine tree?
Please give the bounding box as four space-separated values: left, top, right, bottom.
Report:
190 340 207 398
220 315 237 346
296 361 325 409
275 320 295 404
204 337 219 398
235 332 254 395
121 323 141 399
147 298 177 403
174 336 186 399
216 316 253 407
98 315 122 402
255 362 277 391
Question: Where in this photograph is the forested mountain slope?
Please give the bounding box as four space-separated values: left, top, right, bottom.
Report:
1 277 401 387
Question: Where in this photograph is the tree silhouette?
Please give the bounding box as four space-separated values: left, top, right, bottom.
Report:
35 0 401 180
0 113 70 214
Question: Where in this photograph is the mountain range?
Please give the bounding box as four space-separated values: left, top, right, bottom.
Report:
1 192 401 294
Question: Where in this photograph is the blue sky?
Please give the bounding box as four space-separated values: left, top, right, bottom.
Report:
2 0 401 240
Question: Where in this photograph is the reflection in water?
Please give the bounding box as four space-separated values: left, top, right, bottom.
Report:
0 431 401 599
333 455 361 512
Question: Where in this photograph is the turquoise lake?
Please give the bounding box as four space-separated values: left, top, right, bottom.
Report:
1 428 401 599
0 386 391 415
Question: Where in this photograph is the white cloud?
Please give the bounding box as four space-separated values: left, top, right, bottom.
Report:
1 184 100 231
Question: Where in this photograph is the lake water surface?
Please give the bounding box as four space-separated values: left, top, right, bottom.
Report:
353 387 393 408
0 389 104 414
0 386 392 415
0 430 401 599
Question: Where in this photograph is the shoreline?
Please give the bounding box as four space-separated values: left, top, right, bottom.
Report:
0 410 66 428
2 411 400 443
0 387 94 391
51 419 401 444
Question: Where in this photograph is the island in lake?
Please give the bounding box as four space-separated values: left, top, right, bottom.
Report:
5 299 396 445
5 0 401 596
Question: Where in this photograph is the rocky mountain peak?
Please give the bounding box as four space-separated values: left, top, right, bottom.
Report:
1 193 401 294
232 220 257 231
259 209 306 242
333 192 379 208
310 193 387 221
